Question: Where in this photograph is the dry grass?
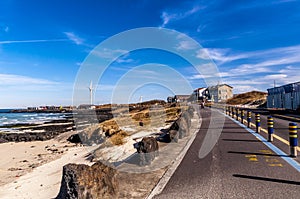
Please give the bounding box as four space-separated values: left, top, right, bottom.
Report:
109 130 129 145
90 102 182 146
227 91 267 105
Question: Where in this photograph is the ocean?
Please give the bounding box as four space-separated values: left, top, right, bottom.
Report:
0 109 72 127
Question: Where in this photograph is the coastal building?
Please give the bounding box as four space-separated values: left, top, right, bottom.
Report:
78 104 96 109
191 87 208 102
167 96 176 103
167 95 191 103
267 82 300 110
207 84 233 103
174 95 191 103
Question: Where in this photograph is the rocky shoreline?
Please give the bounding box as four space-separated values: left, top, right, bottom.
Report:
0 106 117 144
0 118 75 143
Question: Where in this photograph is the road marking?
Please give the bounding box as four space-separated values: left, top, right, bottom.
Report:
268 163 283 167
266 159 280 163
245 155 258 162
223 112 300 172
247 122 300 152
273 114 300 122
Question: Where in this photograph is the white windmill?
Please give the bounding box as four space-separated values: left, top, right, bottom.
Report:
139 96 143 103
88 81 94 105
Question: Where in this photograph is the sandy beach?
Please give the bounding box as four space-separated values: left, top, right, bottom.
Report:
0 130 99 199
0 103 198 198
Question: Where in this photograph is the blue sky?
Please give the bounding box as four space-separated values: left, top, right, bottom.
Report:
0 0 300 108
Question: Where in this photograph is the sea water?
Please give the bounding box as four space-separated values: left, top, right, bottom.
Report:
0 109 72 132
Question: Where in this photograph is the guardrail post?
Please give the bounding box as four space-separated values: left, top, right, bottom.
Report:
289 123 298 157
247 111 251 128
231 107 234 118
255 113 261 133
234 107 236 119
236 108 239 121
241 110 245 124
267 116 274 142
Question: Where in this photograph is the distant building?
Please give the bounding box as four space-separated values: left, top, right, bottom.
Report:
207 84 233 103
78 104 96 109
267 82 300 110
27 107 38 111
167 96 175 103
191 87 208 102
174 95 191 103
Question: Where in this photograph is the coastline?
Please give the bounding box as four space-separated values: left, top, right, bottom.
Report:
0 102 194 198
0 131 98 199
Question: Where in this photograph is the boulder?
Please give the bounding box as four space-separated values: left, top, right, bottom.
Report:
56 161 118 199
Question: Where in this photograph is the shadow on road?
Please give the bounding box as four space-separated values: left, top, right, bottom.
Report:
222 139 263 143
228 151 289 157
233 174 300 185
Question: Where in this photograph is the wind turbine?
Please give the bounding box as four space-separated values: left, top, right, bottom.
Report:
88 81 94 105
139 96 143 103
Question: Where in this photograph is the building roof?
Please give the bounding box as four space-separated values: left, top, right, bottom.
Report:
174 95 190 98
193 87 206 91
208 84 233 89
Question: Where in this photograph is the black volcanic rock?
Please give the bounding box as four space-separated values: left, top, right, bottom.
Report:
56 162 118 199
67 134 82 144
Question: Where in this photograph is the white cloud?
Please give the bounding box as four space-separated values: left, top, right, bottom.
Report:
196 45 300 66
177 40 198 50
91 48 128 59
196 24 207 33
0 73 58 86
161 12 177 28
196 48 250 63
196 48 211 59
64 32 84 45
0 39 67 44
232 85 259 93
160 5 203 27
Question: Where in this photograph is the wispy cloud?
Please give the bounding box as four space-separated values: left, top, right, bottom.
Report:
176 39 199 50
4 26 9 32
160 5 204 27
91 48 128 59
0 39 67 44
273 0 297 4
0 73 58 86
189 45 300 93
200 45 300 66
64 32 84 45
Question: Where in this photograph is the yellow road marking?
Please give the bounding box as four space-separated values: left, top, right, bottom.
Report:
226 113 300 151
259 149 273 154
245 155 258 162
265 159 280 163
273 114 300 122
249 122 300 152
249 157 258 162
245 155 257 158
268 163 283 167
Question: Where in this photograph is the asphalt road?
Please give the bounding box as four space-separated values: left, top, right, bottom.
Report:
154 108 300 199
245 111 300 161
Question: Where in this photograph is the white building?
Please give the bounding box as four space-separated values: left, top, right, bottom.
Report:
207 84 233 103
